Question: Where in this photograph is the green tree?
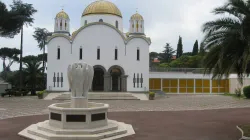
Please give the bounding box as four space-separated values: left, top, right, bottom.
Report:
169 55 203 68
0 1 22 37
182 52 192 56
202 0 250 84
0 47 20 80
7 0 37 91
33 28 49 89
199 42 205 56
161 43 176 63
37 53 47 63
192 40 199 56
23 55 42 95
176 36 183 58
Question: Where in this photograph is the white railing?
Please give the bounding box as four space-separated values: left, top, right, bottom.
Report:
150 67 211 74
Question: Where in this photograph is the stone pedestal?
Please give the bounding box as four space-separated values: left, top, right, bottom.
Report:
18 62 135 140
71 97 88 108
19 102 135 140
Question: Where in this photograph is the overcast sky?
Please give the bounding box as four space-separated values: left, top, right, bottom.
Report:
0 0 227 70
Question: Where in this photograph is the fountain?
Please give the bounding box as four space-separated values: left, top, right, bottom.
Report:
19 62 135 140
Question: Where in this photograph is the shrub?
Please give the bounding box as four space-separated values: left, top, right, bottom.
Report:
149 92 155 96
235 87 242 97
243 86 250 99
37 90 45 95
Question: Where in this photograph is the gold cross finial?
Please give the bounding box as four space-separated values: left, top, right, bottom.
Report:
61 5 64 11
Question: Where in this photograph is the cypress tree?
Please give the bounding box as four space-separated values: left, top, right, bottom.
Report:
176 36 183 58
192 40 199 56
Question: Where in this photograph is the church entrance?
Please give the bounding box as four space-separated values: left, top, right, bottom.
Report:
110 68 122 91
92 67 104 91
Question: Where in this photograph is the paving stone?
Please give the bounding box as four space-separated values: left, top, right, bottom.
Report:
0 95 250 120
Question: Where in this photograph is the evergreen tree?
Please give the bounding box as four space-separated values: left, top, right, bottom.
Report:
192 40 199 56
161 43 176 63
176 36 183 58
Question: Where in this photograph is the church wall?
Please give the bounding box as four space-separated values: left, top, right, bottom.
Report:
47 37 72 91
72 24 127 80
81 15 123 32
126 38 149 92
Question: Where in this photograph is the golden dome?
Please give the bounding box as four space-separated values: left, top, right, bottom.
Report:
56 10 69 19
131 12 143 20
82 0 122 17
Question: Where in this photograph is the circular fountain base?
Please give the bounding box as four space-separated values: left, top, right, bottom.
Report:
18 102 135 140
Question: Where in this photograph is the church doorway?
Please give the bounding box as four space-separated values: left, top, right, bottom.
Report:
92 67 105 91
110 68 122 91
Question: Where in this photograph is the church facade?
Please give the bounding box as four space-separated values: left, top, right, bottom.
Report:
46 0 151 92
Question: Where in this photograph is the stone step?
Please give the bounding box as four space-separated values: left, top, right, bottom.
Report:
52 93 140 100
26 121 128 140
37 120 119 135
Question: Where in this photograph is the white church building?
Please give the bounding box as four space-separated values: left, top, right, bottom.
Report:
46 0 151 92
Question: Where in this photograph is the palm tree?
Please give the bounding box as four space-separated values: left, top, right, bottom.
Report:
9 1 37 91
23 56 42 95
202 0 250 84
33 28 49 89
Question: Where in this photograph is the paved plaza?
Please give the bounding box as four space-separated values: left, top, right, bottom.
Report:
1 108 250 140
1 94 250 120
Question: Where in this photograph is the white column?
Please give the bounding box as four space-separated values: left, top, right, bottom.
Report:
58 19 60 30
134 20 136 32
118 77 120 90
142 20 144 33
110 77 112 91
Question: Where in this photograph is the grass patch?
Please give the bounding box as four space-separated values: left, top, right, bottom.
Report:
238 125 250 137
222 93 246 99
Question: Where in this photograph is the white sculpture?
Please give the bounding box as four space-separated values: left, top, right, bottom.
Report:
19 62 135 139
67 62 94 108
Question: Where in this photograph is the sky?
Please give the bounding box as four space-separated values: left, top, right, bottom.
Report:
0 0 227 71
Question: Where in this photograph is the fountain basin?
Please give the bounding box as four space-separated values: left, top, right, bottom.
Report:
48 102 109 129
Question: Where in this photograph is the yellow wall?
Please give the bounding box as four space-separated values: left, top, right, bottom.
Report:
149 78 229 93
149 79 161 90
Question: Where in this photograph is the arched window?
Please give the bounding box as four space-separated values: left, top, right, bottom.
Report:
53 72 56 87
85 20 87 25
57 47 60 60
79 47 83 60
136 21 139 32
65 22 67 30
115 47 118 60
132 24 134 28
137 48 140 61
57 72 59 87
60 20 62 30
99 19 103 22
97 47 100 60
116 21 118 29
61 73 63 87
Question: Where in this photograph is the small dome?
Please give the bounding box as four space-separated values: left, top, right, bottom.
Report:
56 10 69 19
82 0 122 18
131 12 143 20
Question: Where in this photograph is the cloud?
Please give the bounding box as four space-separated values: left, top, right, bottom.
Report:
0 0 227 71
